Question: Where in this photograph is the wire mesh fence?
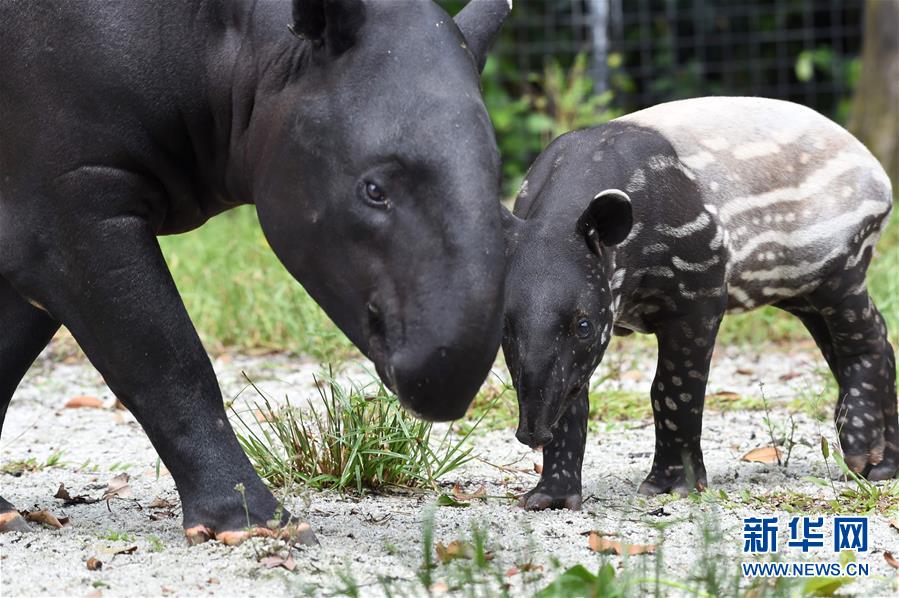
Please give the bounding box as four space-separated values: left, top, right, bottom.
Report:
478 0 864 120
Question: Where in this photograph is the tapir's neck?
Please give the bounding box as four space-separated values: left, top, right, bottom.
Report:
194 1 309 209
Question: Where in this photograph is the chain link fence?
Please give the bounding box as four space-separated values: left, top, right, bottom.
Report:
483 0 863 120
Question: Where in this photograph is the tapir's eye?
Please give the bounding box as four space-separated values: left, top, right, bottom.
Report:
575 318 593 339
363 181 389 207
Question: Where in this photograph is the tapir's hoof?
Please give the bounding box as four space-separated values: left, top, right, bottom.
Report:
0 511 31 533
638 473 706 497
865 459 898 482
518 490 582 511
842 453 872 476
185 522 317 547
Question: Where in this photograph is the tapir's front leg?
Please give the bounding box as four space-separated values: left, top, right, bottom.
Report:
639 312 723 496
519 387 588 510
3 189 313 545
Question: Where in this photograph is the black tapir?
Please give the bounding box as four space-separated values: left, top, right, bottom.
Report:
0 0 511 542
502 97 896 510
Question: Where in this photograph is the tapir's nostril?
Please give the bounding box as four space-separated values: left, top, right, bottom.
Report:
515 426 553 449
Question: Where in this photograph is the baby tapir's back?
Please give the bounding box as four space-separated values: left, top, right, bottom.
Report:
617 97 893 313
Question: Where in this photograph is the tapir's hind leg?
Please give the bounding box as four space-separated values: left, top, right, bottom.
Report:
0 275 60 532
796 286 898 479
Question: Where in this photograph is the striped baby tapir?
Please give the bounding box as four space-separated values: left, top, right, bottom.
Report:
501 96 896 510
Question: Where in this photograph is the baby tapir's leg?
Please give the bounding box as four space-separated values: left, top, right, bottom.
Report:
808 287 897 478
519 387 588 510
639 311 724 496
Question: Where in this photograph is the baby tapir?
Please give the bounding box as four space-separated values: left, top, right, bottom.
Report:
502 97 896 510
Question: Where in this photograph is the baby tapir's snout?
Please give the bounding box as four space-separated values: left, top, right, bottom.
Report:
514 372 563 448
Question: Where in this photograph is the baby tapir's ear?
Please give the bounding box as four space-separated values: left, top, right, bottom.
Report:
576 189 633 256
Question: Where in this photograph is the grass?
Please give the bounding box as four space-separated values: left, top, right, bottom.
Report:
232 371 479 493
0 451 64 476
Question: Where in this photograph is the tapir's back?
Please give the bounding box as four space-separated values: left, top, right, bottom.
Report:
617 97 893 310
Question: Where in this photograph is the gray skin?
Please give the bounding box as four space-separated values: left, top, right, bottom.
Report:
0 0 510 541
503 97 896 510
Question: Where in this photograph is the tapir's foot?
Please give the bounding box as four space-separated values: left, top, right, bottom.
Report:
838 414 887 475
866 458 898 481
185 521 317 546
638 460 707 497
181 486 316 547
518 483 582 511
0 510 31 533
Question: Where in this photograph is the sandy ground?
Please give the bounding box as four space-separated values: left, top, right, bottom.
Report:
1 341 898 597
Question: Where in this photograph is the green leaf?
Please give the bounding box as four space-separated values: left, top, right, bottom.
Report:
535 565 599 598
436 494 470 508
795 51 814 82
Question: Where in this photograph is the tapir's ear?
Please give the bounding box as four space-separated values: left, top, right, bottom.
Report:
576 189 633 256
454 0 512 72
500 205 524 258
290 0 366 55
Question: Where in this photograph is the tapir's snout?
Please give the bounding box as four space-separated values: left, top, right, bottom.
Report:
365 252 505 422
513 370 569 449
389 342 497 421
516 417 554 449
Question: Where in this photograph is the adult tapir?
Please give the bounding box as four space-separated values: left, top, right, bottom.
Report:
0 0 511 543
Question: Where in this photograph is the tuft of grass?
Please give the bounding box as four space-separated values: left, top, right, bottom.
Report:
146 535 165 553
100 530 134 542
1 451 65 476
233 371 479 493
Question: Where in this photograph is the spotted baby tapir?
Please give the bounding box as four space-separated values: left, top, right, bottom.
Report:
502 96 896 510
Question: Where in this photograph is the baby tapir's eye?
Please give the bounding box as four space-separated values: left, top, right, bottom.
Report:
575 318 594 339
362 181 389 207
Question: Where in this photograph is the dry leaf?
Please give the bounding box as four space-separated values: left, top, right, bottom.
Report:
451 484 487 501
778 371 801 382
65 396 103 409
741 446 782 464
588 531 655 555
101 545 137 556
55 483 97 505
436 540 475 564
253 409 276 423
259 555 296 571
736 368 754 376
708 390 740 399
506 562 543 577
148 497 176 509
533 462 543 474
113 399 128 411
86 557 103 571
24 509 68 529
102 473 133 500
884 552 899 570
890 518 899 532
